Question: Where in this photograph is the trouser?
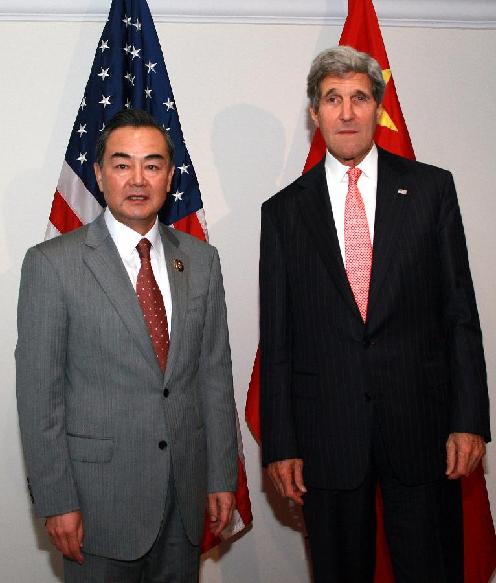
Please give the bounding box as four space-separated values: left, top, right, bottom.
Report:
303 422 463 583
64 476 200 583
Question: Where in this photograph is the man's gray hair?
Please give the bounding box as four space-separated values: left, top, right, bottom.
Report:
307 46 385 111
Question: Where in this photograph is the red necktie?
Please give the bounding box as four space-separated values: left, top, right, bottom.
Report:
344 167 372 322
136 238 169 371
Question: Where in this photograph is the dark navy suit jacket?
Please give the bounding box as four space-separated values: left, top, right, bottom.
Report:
260 147 490 489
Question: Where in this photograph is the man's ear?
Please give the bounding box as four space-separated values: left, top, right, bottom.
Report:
94 162 103 191
166 165 175 192
309 106 319 128
376 103 383 124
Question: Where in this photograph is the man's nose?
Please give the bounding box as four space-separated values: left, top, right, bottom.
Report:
340 99 354 121
131 163 145 185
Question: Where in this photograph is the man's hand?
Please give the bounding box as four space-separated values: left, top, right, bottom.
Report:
207 492 236 537
446 432 486 480
45 510 84 564
267 458 306 505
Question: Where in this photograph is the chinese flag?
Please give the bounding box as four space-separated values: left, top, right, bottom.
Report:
246 0 496 580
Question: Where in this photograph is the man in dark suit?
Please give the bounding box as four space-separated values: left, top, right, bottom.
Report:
16 109 238 582
259 46 490 582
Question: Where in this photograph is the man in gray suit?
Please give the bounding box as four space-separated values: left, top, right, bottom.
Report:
16 109 238 582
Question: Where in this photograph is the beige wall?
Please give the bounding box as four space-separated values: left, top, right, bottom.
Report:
0 20 494 582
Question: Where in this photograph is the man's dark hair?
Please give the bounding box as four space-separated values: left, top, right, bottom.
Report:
95 109 175 166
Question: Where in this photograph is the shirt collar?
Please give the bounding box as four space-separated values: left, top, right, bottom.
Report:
325 143 378 183
104 208 161 260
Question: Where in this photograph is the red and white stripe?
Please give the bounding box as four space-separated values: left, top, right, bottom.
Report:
46 161 103 238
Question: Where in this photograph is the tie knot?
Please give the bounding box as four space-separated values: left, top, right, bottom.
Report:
136 238 152 260
347 166 362 186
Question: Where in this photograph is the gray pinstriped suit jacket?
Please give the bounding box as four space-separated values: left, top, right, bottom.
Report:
16 212 238 560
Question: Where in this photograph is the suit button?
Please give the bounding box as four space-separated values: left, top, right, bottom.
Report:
163 388 169 398
158 440 167 449
364 392 372 402
363 339 371 348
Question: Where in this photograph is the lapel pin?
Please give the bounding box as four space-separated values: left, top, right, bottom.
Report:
174 259 184 272
397 188 408 195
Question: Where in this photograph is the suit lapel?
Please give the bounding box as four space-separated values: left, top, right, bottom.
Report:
159 225 189 388
298 161 362 320
83 214 163 379
367 148 412 319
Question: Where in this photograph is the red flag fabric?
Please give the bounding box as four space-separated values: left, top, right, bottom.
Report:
246 351 262 443
247 0 495 579
45 0 252 555
339 0 414 160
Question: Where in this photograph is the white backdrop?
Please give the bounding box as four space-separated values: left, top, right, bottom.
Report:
0 15 495 583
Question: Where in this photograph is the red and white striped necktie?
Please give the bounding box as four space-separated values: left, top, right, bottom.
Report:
344 167 372 322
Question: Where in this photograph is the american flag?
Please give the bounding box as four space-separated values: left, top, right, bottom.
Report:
47 0 206 240
47 0 252 553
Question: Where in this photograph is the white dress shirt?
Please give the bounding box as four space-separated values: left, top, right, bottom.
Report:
324 144 378 263
104 208 173 333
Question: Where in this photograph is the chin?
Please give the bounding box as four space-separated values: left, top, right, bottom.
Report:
334 151 358 164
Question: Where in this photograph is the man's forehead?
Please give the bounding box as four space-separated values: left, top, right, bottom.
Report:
320 72 373 93
105 126 170 157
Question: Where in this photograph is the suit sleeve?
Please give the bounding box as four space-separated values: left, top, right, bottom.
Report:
438 172 491 442
16 247 80 517
199 248 238 493
259 203 300 466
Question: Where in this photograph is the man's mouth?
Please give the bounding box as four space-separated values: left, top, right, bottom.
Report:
127 195 148 201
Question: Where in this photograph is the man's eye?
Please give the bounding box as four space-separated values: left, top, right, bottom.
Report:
327 96 339 104
116 164 128 169
353 94 369 102
146 165 159 171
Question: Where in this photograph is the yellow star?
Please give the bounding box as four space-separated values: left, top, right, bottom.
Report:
378 69 398 132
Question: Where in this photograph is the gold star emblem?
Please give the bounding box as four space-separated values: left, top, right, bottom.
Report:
378 69 398 132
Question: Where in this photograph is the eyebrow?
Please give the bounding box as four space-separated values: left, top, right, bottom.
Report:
110 152 166 160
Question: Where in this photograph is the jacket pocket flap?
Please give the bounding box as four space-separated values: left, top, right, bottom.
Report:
66 434 114 463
